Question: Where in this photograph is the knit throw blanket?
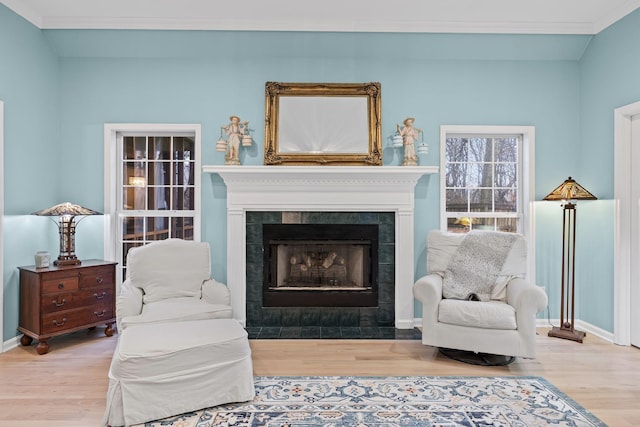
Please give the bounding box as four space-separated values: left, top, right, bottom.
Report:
443 230 518 301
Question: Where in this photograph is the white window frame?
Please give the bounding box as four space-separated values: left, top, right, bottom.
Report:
104 123 202 288
440 125 535 281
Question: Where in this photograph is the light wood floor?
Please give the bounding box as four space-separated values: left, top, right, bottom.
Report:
0 327 638 427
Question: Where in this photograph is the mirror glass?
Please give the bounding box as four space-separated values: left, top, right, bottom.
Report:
264 82 382 165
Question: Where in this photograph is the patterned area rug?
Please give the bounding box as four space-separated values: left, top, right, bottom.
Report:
136 376 606 426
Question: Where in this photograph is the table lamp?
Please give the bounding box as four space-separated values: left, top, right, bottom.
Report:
32 202 102 266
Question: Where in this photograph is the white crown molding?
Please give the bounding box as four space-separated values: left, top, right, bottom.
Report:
1 0 42 28
36 16 600 34
592 0 640 33
2 0 638 34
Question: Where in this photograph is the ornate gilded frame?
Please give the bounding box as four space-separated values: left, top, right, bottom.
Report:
264 82 382 165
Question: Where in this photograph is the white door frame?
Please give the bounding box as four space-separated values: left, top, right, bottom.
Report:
613 100 640 346
0 101 5 350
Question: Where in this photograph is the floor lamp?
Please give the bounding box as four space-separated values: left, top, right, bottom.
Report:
543 177 597 343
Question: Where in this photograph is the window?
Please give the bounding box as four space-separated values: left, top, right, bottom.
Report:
440 126 534 237
105 124 201 282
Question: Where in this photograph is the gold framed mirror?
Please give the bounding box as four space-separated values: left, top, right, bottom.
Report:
264 82 382 165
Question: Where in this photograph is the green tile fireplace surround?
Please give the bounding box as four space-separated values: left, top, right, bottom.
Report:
245 211 396 331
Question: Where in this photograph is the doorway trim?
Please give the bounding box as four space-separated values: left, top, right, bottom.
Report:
613 100 640 346
0 100 4 350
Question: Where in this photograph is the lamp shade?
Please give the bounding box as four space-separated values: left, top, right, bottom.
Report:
32 202 102 217
32 202 102 266
543 177 597 202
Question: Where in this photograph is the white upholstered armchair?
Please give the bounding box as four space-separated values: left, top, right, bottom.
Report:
116 238 233 332
413 230 547 359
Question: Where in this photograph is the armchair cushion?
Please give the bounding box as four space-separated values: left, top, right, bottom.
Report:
127 239 211 303
438 299 517 330
120 297 232 329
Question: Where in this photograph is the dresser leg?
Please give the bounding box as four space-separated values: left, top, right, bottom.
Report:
20 334 33 346
36 340 50 355
105 322 115 337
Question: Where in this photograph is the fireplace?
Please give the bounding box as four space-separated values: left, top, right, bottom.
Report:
263 224 378 307
203 165 438 329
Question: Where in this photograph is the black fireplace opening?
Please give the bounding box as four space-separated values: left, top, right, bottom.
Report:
263 224 378 307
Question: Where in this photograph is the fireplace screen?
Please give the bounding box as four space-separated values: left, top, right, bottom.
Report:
263 224 378 307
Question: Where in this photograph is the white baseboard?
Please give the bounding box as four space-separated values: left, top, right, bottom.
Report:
414 317 616 344
2 335 20 353
535 318 614 343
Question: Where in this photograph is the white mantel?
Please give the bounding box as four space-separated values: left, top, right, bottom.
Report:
203 165 438 329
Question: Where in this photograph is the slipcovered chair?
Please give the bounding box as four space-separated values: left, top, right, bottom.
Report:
103 239 254 426
115 238 233 331
413 230 547 360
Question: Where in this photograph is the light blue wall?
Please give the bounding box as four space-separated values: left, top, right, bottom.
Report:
3 3 638 342
0 5 62 341
573 8 640 331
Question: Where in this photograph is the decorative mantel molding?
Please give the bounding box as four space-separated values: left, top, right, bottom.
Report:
203 165 438 328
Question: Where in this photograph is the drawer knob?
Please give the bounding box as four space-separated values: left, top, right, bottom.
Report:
52 298 66 307
96 277 104 284
58 283 64 289
53 318 67 327
94 310 106 317
94 292 107 300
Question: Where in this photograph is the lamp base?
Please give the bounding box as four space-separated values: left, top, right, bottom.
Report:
54 258 81 267
548 326 585 343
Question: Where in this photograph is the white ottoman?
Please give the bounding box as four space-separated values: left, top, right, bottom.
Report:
102 318 254 427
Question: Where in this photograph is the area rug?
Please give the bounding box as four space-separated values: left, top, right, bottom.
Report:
135 376 607 426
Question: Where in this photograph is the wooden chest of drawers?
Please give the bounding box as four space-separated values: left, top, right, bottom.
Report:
18 260 117 355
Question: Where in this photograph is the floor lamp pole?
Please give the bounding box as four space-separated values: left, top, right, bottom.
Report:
548 201 586 343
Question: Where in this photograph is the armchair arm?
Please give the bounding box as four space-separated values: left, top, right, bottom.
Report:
202 278 231 306
506 278 548 315
507 277 548 357
115 279 143 332
413 274 444 325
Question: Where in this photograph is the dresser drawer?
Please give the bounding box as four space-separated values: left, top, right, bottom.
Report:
41 304 114 334
80 266 115 288
41 276 79 294
41 285 114 314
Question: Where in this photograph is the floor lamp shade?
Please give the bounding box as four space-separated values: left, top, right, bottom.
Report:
32 202 102 266
543 177 596 343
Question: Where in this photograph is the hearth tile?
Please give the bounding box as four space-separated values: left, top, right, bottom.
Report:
246 304 263 326
320 309 341 327
358 308 379 327
359 327 381 338
262 308 282 326
378 280 394 305
281 308 301 326
340 327 362 338
339 309 360 327
279 327 302 338
379 222 395 244
246 327 261 339
300 308 321 326
246 280 263 303
394 328 422 340
378 243 395 265
378 327 396 339
300 326 321 338
358 212 379 223
377 303 394 326
246 224 262 247
320 327 342 338
259 327 282 338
